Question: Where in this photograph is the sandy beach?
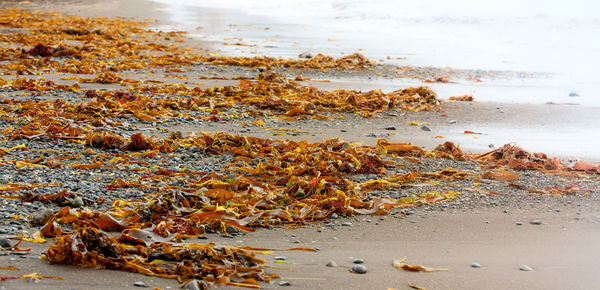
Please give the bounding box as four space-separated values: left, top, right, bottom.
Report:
0 1 599 290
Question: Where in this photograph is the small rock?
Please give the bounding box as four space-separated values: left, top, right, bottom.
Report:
225 225 240 234
352 264 367 274
449 120 457 124
568 90 580 97
516 222 523 226
298 52 313 59
365 133 377 137
326 260 337 267
421 125 431 131
330 213 339 219
340 129 347 132
133 281 147 287
332 237 338 240
71 197 84 208
471 262 481 268
279 280 291 286
184 279 203 290
257 67 266 73
274 256 286 261
32 208 53 226
0 238 12 249
352 258 364 264
384 126 396 130
341 222 352 226
530 220 542 225
520 265 533 271
387 113 398 117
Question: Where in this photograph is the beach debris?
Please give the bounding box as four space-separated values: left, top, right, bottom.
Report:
571 161 600 173
351 264 368 274
449 95 474 102
519 265 533 271
393 258 448 272
407 281 428 290
471 262 481 268
468 76 483 82
423 76 450 83
481 170 520 182
463 130 482 135
408 121 420 126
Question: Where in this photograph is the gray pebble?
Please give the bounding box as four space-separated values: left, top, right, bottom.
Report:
184 280 202 290
274 256 286 261
365 133 377 137
71 197 84 208
0 238 11 249
278 281 291 286
32 208 53 226
520 265 533 271
341 222 352 226
352 264 367 274
330 213 339 219
326 260 337 267
530 220 542 225
384 126 396 130
516 222 523 226
340 129 347 132
471 262 481 268
421 125 431 131
133 281 147 287
449 120 457 124
352 258 364 264
568 90 580 97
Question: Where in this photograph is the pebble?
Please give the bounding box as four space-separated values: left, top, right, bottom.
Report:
365 133 377 137
384 126 396 130
32 208 53 226
516 222 523 226
530 220 542 225
133 281 147 287
449 120 457 124
341 222 352 226
298 52 313 59
352 258 364 264
72 197 84 208
330 213 339 219
352 264 367 274
326 260 337 267
184 280 202 290
421 125 431 131
520 265 533 271
340 129 347 132
471 262 481 268
568 90 580 97
274 256 286 261
278 281 291 286
0 238 11 249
